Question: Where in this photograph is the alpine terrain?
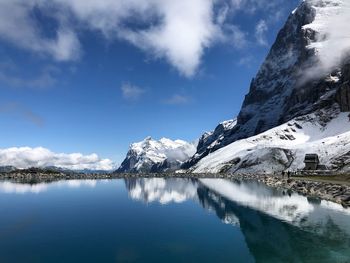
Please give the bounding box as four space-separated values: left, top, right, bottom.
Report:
117 137 196 173
118 0 350 174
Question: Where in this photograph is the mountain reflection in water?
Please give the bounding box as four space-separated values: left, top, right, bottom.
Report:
1 178 349 262
125 178 350 263
125 178 198 204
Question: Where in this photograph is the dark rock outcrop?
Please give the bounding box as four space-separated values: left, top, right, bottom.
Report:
335 64 350 111
182 119 236 169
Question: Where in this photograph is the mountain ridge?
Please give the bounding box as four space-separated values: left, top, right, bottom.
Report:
116 137 196 173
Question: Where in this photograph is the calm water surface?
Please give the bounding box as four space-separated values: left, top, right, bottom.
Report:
0 178 349 263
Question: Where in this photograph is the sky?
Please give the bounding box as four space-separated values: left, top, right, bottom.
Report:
0 0 300 169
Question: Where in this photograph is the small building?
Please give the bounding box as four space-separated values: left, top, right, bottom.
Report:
304 154 320 170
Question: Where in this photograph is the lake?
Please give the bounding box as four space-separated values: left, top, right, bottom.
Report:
0 178 349 263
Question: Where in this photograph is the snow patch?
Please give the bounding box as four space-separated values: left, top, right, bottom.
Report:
118 137 197 172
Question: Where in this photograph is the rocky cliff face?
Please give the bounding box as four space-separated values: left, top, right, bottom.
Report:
185 0 350 168
117 137 196 173
182 119 236 169
335 63 350 112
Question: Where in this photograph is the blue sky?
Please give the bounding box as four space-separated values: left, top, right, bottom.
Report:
0 0 300 167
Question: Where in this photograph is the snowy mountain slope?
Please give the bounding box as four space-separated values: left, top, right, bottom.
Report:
182 119 237 169
117 137 196 173
185 0 350 168
191 108 350 174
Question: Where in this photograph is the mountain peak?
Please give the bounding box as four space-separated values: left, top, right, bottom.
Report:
145 136 152 141
117 137 196 173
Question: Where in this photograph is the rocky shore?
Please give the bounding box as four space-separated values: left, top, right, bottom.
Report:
0 171 115 183
1 171 349 207
219 174 350 208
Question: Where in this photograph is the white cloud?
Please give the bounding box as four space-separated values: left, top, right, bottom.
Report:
216 0 290 49
255 20 268 46
0 1 80 62
225 25 248 49
117 0 219 77
163 94 190 105
303 0 350 79
0 0 221 77
0 180 97 194
217 4 230 25
120 82 145 101
0 0 295 77
0 147 115 170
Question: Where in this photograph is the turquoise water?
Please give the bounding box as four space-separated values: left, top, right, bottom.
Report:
0 178 349 263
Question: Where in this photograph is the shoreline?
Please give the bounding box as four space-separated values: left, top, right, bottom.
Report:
227 174 350 208
1 172 349 208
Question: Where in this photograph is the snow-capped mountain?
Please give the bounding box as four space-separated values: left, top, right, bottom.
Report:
182 119 237 169
185 0 350 168
117 137 196 173
191 108 350 174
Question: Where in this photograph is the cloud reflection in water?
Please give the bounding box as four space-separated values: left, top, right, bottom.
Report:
0 180 97 194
